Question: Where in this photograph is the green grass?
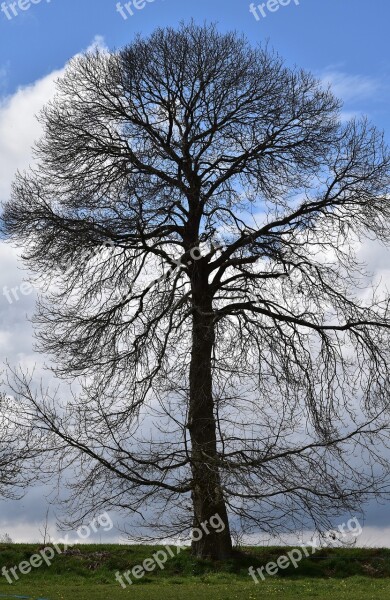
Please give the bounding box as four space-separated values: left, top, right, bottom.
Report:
0 544 390 599
1 578 390 600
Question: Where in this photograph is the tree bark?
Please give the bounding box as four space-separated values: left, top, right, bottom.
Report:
188 271 233 560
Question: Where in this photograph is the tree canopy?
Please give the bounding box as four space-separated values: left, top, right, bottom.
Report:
2 23 390 559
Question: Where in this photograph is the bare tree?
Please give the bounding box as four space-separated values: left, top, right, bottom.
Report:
1 392 20 500
0 392 43 500
3 23 390 560
0 532 13 544
38 506 52 545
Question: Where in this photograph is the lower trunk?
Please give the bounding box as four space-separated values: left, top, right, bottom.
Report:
188 291 233 560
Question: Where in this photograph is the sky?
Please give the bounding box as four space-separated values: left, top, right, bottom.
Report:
1 0 390 545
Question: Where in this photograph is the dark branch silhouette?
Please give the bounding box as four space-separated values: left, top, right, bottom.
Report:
2 23 390 559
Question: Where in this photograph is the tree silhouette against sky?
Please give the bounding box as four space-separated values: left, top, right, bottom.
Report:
3 23 390 560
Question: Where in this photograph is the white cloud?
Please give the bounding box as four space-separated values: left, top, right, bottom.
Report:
0 34 107 204
0 37 107 534
0 67 65 373
0 33 109 352
0 68 64 203
87 34 108 53
320 69 381 104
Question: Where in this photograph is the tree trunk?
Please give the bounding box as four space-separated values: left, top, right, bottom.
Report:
188 276 233 560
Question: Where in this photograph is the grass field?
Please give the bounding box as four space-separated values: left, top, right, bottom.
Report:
1 578 390 600
1 544 390 599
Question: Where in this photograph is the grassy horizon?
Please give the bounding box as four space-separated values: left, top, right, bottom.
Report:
1 544 390 599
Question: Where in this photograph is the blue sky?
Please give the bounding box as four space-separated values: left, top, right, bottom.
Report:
1 0 390 136
1 0 390 544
